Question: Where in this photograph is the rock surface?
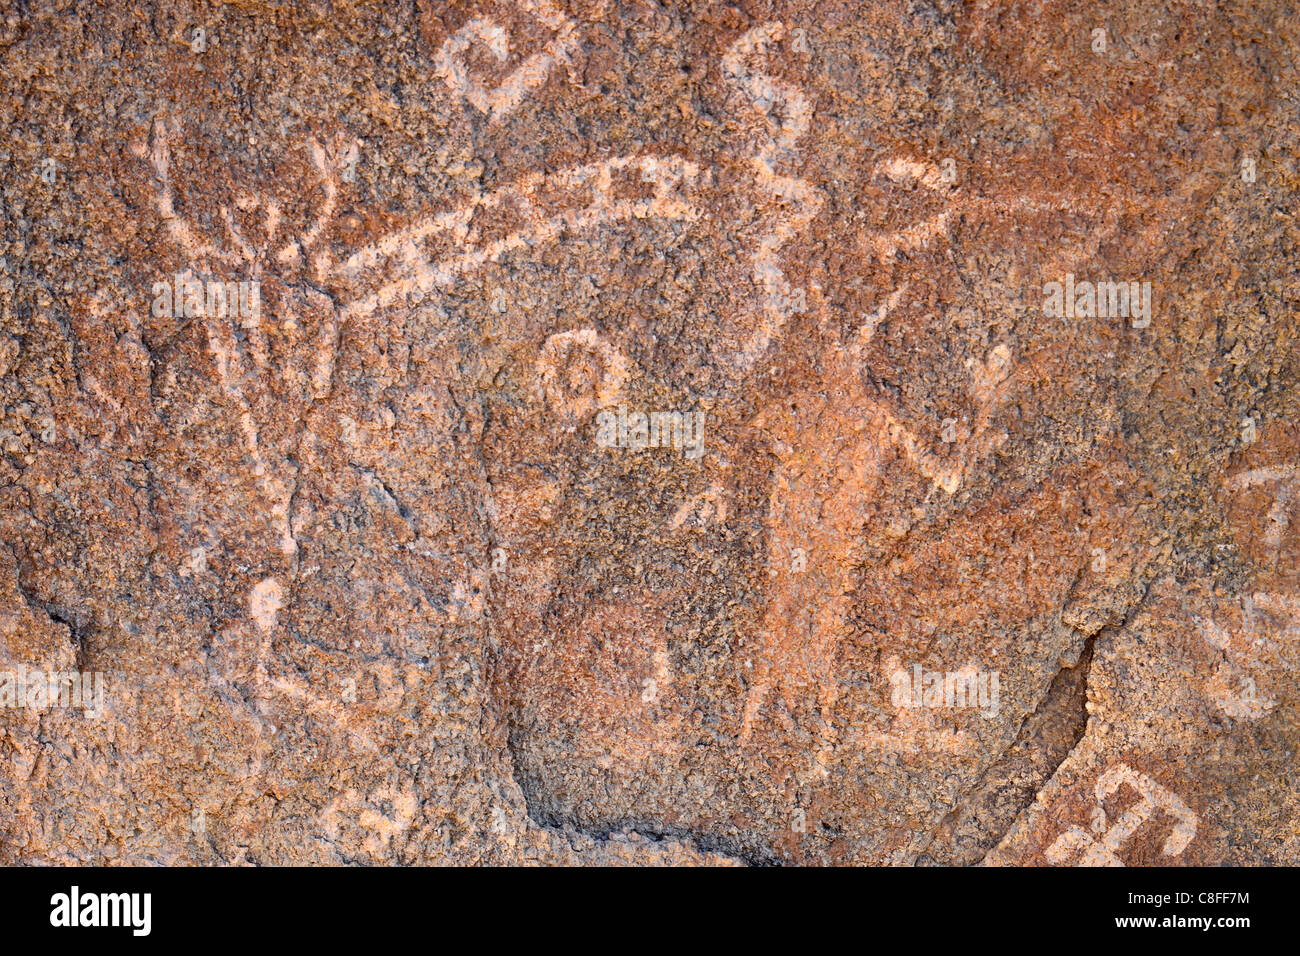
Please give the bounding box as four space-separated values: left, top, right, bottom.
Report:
1 0 1297 865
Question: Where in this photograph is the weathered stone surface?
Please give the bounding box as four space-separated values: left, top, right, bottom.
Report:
0 0 1297 864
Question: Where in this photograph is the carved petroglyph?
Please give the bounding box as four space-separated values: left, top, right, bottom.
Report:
718 30 1028 761
723 23 824 371
1225 463 1298 568
336 154 700 321
533 329 631 421
358 784 420 854
854 283 909 347
132 117 354 279
1196 589 1300 721
132 118 355 561
858 157 956 261
670 481 729 530
249 577 283 636
739 331 1014 751
1045 764 1197 866
435 0 578 123
1198 610 1274 720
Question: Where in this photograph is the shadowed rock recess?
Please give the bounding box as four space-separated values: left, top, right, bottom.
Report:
1 0 1297 866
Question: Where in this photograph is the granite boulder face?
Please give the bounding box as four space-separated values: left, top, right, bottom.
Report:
1 0 1298 864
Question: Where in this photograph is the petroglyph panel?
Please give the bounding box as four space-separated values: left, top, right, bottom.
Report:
2 0 1297 867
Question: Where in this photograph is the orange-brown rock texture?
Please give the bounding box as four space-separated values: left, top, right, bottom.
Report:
1 0 1297 865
